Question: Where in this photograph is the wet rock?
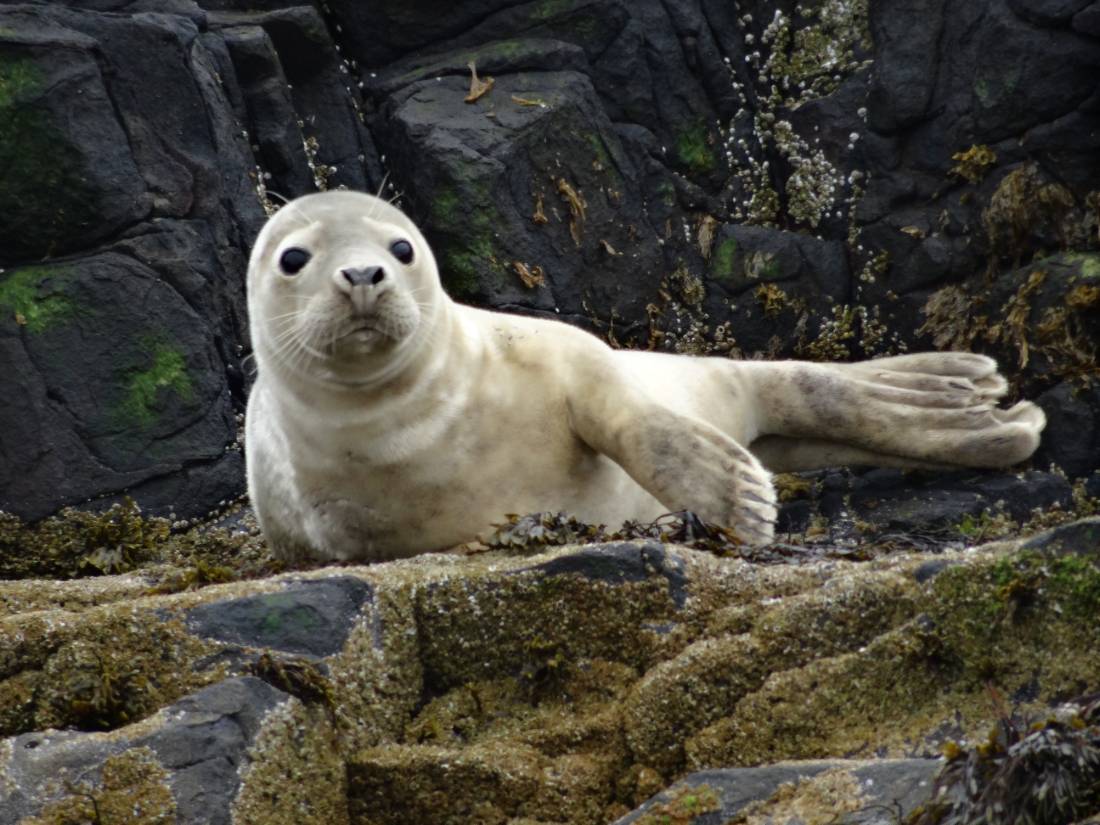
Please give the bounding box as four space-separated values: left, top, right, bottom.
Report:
1075 3 1100 35
0 247 241 522
1008 0 1094 25
520 541 689 607
776 468 1076 542
701 223 851 356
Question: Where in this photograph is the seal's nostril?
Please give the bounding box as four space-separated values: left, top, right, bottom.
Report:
342 266 385 287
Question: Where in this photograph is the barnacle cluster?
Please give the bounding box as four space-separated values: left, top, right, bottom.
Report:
721 1 870 230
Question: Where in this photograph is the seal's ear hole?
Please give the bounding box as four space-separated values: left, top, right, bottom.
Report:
390 239 414 265
279 247 312 275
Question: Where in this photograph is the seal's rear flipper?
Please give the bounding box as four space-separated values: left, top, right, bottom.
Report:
740 353 1046 471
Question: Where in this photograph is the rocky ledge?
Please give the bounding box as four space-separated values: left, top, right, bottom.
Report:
2 511 1099 824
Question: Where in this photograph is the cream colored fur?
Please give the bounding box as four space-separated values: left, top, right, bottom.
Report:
245 192 1046 561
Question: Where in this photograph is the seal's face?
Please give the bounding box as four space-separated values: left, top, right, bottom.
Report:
247 191 442 384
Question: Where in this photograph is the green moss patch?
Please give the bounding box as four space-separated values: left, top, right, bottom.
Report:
118 341 195 426
710 238 738 282
0 265 78 332
675 121 715 175
0 54 100 259
431 185 507 300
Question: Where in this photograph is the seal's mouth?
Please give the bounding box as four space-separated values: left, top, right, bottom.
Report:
335 316 388 349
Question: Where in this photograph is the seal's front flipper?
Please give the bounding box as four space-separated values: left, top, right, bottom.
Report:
569 393 777 544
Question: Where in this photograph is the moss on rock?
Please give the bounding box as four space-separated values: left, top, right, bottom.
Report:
0 54 101 260
20 747 175 825
0 266 79 333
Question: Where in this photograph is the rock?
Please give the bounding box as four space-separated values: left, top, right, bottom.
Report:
5 0 1100 521
0 677 340 825
613 759 940 824
774 468 1076 544
0 247 241 522
3 528 1100 823
0 3 377 521
1075 3 1100 35
1008 0 1094 25
838 469 1074 532
186 575 374 657
0 18 149 264
1021 515 1100 553
917 251 1100 477
1033 381 1100 476
367 44 666 333
701 223 851 357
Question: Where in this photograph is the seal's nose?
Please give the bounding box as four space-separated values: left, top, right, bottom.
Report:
342 266 385 286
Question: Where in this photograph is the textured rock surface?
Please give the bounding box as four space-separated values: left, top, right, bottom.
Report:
0 2 372 520
2 518 1099 823
2 0 1099 520
612 759 940 824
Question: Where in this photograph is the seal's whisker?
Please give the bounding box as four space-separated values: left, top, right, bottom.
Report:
373 172 390 200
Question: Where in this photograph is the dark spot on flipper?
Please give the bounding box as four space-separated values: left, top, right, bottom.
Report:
742 490 774 506
735 507 772 525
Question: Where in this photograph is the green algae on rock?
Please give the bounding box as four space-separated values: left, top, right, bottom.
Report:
0 266 80 334
19 747 175 825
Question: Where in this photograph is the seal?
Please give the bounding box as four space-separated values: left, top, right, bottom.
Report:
245 190 1046 561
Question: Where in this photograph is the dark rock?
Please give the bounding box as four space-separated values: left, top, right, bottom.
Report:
913 559 954 583
821 469 1074 534
1008 0 1093 25
0 16 150 264
0 250 240 521
524 541 689 607
135 677 286 825
211 6 376 193
776 498 812 533
0 677 286 825
1020 516 1100 554
368 56 665 333
0 3 378 521
186 576 374 657
867 0 945 133
613 759 940 824
1087 472 1100 499
1033 382 1100 476
1074 2 1100 35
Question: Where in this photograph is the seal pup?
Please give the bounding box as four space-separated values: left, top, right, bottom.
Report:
245 191 1046 562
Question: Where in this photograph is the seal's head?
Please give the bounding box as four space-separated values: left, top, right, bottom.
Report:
247 191 444 385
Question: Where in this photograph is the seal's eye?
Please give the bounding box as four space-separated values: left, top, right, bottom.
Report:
390 239 414 265
279 247 311 275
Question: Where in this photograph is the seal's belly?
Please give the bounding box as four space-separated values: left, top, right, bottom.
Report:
292 429 661 559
